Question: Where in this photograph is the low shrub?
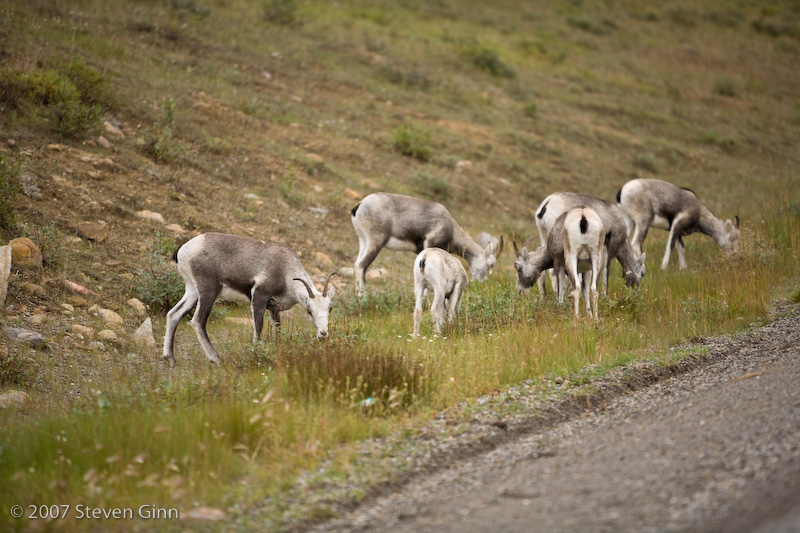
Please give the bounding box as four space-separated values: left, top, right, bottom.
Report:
391 123 433 161
462 43 516 78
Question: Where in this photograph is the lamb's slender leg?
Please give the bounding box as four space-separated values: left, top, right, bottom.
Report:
447 284 463 323
591 250 603 320
163 284 199 367
565 258 581 321
431 291 446 335
413 280 425 338
582 271 591 317
189 283 223 364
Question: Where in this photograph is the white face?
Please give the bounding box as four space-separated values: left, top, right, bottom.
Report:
304 286 336 340
514 251 540 292
470 255 489 282
723 220 740 256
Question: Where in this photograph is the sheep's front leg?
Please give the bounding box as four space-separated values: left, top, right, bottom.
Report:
354 237 384 296
163 285 199 367
631 215 652 258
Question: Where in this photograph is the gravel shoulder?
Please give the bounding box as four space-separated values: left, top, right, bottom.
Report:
309 305 800 533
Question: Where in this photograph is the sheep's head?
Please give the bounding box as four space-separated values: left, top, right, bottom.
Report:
294 272 337 340
513 237 541 293
624 251 647 288
722 216 740 256
484 235 504 274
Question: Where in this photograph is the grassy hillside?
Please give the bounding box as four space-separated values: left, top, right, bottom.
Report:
1 0 799 530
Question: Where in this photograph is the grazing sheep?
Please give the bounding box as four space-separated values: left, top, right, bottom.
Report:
535 192 646 295
412 248 468 338
163 233 336 366
617 178 740 270
476 232 505 274
351 193 499 295
560 207 606 320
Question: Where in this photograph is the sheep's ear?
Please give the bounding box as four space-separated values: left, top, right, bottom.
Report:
326 285 336 299
641 252 646 262
733 215 740 229
512 239 521 258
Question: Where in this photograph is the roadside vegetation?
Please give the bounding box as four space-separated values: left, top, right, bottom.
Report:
0 0 798 530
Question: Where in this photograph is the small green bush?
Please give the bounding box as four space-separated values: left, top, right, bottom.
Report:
523 101 538 119
263 0 298 25
391 123 433 161
632 152 659 174
0 351 30 386
414 172 452 201
0 67 102 138
136 247 184 314
462 43 516 78
714 77 740 98
0 154 21 234
145 99 184 163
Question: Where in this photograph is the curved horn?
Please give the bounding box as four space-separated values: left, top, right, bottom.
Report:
323 272 338 297
513 238 521 258
496 235 504 257
522 235 538 250
293 277 315 299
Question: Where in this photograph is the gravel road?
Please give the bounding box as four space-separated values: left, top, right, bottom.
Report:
311 308 800 533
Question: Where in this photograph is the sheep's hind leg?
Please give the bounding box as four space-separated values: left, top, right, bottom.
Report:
190 290 223 364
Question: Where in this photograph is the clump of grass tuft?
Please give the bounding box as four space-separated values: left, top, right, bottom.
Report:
0 350 30 386
414 172 452 202
0 66 102 138
566 15 616 35
145 98 184 163
391 123 433 161
0 154 21 235
523 101 538 119
135 233 184 313
632 152 659 174
276 342 434 411
461 43 516 78
714 77 740 98
263 0 299 25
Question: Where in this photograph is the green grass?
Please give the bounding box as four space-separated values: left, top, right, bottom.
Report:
0 0 799 529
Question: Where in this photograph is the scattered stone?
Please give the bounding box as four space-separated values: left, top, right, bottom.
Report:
135 210 166 224
89 341 106 352
555 377 564 385
87 170 103 180
61 303 75 314
132 318 156 349
306 153 324 163
0 390 29 409
3 326 46 348
20 173 42 199
47 143 67 151
97 329 118 342
64 280 101 299
97 136 111 149
184 507 227 521
68 296 87 307
344 188 362 200
27 313 47 326
22 283 46 297
361 178 381 189
313 251 334 269
94 158 116 171
0 245 9 307
104 121 124 138
77 221 109 242
97 308 124 327
244 193 260 201
338 267 355 278
164 223 186 234
127 298 147 316
366 268 387 281
72 325 95 339
456 160 473 172
9 237 43 268
308 207 329 218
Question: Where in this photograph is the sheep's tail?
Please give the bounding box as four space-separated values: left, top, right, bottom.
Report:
580 214 589 234
418 251 427 274
351 202 362 217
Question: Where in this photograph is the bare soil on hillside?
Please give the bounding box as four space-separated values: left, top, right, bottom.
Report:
309 305 800 533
